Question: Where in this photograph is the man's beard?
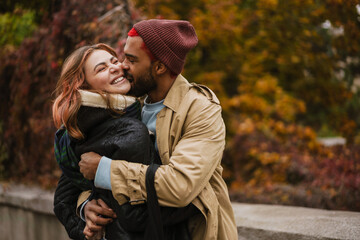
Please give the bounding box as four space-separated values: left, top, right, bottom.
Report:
126 66 157 97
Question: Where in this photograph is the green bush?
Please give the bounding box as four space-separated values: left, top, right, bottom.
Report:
0 9 37 47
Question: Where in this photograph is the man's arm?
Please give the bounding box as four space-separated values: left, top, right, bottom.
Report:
147 101 225 207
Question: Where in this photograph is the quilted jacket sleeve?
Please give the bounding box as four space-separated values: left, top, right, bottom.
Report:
54 173 86 240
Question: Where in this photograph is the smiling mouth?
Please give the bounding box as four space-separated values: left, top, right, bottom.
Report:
112 77 124 85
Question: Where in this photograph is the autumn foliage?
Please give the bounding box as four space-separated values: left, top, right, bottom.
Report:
134 0 360 210
0 0 138 186
0 0 359 210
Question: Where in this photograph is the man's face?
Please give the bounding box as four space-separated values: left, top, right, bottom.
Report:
122 36 157 97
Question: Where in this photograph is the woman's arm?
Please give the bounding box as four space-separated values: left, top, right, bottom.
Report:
53 173 86 240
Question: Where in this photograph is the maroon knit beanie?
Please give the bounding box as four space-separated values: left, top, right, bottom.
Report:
133 19 198 75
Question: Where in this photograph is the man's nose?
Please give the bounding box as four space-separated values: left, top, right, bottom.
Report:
121 60 130 70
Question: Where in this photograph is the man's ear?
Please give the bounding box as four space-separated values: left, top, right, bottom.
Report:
153 61 167 75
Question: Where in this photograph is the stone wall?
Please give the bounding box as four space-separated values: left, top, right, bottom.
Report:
0 184 68 240
1 183 359 240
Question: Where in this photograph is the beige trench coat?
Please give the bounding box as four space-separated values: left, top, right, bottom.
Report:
79 75 237 239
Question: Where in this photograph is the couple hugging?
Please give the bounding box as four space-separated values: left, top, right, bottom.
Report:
53 19 237 240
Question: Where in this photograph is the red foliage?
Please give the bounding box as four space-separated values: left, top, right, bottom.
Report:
0 0 140 187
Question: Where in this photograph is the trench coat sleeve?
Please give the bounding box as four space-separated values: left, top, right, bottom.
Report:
76 190 91 215
110 96 225 207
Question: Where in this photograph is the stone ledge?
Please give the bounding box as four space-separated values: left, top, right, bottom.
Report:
233 202 360 240
0 183 68 240
0 183 54 215
1 183 360 240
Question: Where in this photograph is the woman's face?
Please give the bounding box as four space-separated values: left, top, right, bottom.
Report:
84 50 131 94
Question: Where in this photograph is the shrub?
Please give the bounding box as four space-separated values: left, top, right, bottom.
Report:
0 0 138 187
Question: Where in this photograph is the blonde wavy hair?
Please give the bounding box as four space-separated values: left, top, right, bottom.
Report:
52 43 120 139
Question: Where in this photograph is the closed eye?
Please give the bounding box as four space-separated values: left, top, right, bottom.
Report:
111 57 119 64
97 67 106 72
94 62 106 72
124 54 137 64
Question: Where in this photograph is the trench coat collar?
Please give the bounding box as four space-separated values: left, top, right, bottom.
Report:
163 74 191 113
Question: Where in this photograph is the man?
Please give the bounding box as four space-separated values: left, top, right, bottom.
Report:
79 19 237 240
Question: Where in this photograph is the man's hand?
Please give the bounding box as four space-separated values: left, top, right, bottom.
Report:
79 152 102 180
83 199 117 239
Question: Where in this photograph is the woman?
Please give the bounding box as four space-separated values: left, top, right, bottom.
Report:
52 43 195 240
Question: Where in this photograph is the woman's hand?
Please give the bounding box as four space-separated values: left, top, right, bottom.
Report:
83 226 104 240
83 198 117 239
79 152 102 180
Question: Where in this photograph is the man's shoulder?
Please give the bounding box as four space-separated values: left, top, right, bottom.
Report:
188 82 220 105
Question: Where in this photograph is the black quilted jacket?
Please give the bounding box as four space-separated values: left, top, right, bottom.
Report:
53 103 196 240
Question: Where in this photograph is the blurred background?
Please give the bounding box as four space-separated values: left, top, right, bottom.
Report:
0 0 359 211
